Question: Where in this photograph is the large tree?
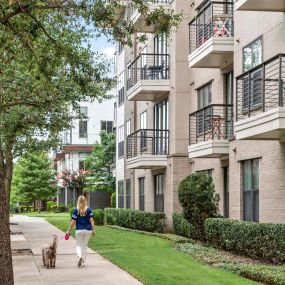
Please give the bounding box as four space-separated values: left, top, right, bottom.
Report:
11 152 57 209
0 1 180 283
85 131 116 193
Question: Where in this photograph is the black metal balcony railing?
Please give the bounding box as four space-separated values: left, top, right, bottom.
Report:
189 1 234 54
127 129 169 159
189 104 234 145
127 53 170 91
236 54 285 121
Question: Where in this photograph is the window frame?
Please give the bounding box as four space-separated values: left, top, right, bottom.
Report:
79 120 88 138
139 177 145 211
243 36 263 73
118 180 124 208
242 158 259 222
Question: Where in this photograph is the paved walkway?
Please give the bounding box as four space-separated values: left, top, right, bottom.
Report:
11 215 142 285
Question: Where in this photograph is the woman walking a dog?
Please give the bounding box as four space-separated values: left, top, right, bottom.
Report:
67 195 96 267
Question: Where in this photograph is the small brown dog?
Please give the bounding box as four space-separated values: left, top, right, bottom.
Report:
42 235 58 269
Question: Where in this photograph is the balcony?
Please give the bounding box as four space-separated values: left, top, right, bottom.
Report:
188 104 234 159
235 0 285 12
127 53 170 101
235 54 285 140
127 0 171 33
127 129 169 169
188 1 234 68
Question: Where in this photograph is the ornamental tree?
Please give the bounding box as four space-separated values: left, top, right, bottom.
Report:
0 2 181 283
11 152 57 210
56 169 91 196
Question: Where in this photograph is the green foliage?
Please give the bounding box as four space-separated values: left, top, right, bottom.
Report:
172 213 194 239
178 173 220 240
85 131 115 193
51 204 68 213
11 152 57 204
92 0 182 46
93 209 105 225
105 208 166 233
204 218 285 264
47 201 56 211
177 241 285 285
70 207 76 218
111 192 116 208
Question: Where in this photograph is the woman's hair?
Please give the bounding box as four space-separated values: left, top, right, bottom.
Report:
77 195 87 216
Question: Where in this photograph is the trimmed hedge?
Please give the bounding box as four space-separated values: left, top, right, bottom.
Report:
93 209 105 225
51 204 68 213
204 218 285 264
172 213 194 239
105 208 166 233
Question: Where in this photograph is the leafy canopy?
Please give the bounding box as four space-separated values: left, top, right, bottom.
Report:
85 131 116 193
11 152 57 203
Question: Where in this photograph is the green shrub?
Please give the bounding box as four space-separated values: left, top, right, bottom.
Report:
178 173 219 240
93 209 105 225
172 212 194 238
204 218 285 264
51 204 68 213
105 208 166 233
47 201 56 211
111 192 116 208
69 207 76 218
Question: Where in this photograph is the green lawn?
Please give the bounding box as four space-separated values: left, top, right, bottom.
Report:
23 213 259 285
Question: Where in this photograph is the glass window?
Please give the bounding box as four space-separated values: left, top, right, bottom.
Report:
126 120 131 136
79 160 85 171
154 99 169 155
80 106 88 116
126 179 131 209
154 174 164 212
118 181 124 208
139 177 145 211
243 37 263 72
79 121 87 138
101 121 113 133
118 125 124 158
243 159 259 222
197 82 212 135
198 83 212 109
118 72 125 106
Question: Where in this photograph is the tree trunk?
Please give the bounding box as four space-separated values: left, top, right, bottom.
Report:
0 150 14 285
0 175 14 285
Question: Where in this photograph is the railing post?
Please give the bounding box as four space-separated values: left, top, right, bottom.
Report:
279 55 283 107
262 63 265 112
248 71 251 118
211 106 214 140
203 108 206 142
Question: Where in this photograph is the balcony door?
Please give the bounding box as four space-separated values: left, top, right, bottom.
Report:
154 99 168 155
154 34 169 79
140 111 147 151
197 83 212 136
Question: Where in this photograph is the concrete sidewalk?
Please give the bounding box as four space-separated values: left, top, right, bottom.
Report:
11 215 142 285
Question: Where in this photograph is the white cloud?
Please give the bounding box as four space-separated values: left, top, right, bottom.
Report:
101 47 116 59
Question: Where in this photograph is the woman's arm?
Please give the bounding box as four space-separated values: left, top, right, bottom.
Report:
67 219 76 234
90 217 96 236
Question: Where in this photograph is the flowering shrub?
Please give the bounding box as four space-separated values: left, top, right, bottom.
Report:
56 169 91 194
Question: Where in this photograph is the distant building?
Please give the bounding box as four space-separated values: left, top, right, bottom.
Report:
50 98 114 209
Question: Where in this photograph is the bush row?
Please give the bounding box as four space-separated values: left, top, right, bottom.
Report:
204 218 285 264
105 208 166 233
172 212 194 238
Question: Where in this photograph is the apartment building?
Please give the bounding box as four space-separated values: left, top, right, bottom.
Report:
115 0 285 225
52 100 114 208
115 0 192 225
